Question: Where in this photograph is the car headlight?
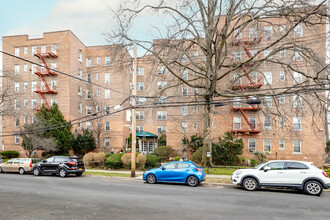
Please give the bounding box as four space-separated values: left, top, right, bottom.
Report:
235 171 242 175
143 171 147 175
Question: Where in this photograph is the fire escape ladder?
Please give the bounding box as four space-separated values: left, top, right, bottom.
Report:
239 109 255 131
34 52 58 110
242 41 252 58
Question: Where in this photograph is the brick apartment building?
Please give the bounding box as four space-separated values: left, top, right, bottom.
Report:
1 19 328 166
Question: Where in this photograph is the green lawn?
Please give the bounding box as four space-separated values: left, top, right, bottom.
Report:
205 167 249 175
84 171 142 178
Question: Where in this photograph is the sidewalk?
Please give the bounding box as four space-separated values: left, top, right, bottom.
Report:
85 169 231 179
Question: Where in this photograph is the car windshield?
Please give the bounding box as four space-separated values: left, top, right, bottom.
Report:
253 162 266 169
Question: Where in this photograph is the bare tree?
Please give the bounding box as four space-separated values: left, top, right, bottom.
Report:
110 0 329 165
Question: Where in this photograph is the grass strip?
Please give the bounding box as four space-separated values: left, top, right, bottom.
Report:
85 171 142 178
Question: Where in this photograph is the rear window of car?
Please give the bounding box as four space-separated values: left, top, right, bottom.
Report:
20 159 30 164
286 162 308 169
177 163 190 169
191 162 201 168
53 158 64 163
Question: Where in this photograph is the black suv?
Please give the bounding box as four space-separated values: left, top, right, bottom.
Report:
33 156 85 178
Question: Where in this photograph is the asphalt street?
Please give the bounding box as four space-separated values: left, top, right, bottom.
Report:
0 173 329 220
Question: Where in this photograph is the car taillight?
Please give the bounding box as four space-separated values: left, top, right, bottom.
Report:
68 161 77 165
322 171 328 178
29 160 32 167
195 168 202 172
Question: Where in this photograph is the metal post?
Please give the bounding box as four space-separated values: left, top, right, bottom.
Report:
131 41 137 178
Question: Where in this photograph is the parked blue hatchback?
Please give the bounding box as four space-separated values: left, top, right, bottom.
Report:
143 161 206 187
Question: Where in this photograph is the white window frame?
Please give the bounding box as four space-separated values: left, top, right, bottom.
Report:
182 87 188 96
105 89 110 99
263 139 272 153
279 95 285 104
15 135 20 145
157 126 167 135
182 122 188 133
105 122 110 131
157 111 167 120
280 71 285 81
264 116 272 130
105 73 110 83
96 57 101 64
264 72 272 85
136 111 144 120
294 24 303 38
15 65 20 75
233 117 241 130
182 106 188 115
279 139 285 149
105 138 110 148
248 139 256 152
86 58 91 67
279 117 285 127
105 56 111 66
264 96 272 108
293 117 302 131
137 67 144 76
15 47 20 57
24 47 28 54
137 82 144 91
293 140 302 154
293 95 302 108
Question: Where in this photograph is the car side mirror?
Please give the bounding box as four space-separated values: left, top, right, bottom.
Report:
264 166 271 172
42 160 47 163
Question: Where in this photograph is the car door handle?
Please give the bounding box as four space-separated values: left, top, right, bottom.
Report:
277 172 283 174
300 172 307 174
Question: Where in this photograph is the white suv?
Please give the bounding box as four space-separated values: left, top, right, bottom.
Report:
232 160 330 196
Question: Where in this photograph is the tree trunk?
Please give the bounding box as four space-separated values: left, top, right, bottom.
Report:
202 95 214 166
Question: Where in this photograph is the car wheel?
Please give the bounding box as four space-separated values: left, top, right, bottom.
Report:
304 181 323 196
146 174 157 184
75 172 83 177
187 175 199 187
19 168 25 175
33 168 41 176
242 178 258 191
59 169 67 178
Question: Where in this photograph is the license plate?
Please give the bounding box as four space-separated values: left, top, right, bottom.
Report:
79 168 82 170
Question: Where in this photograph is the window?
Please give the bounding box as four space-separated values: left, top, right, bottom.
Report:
157 81 167 90
96 105 101 112
41 45 46 53
264 116 272 130
249 72 257 84
157 66 166 75
249 117 256 130
23 82 27 90
15 82 20 92
78 87 82 96
155 126 166 135
86 90 91 99
14 65 20 75
294 24 303 38
78 104 82 113
194 88 198 94
24 99 28 106
32 46 37 55
194 122 198 130
96 57 101 64
182 106 188 115
86 58 91 67
157 111 167 120
86 121 91 130
182 70 188 80
50 63 57 70
158 96 167 104
249 27 258 38
105 56 111 66
293 117 302 131
51 98 56 106
137 82 144 91
136 111 144 120
182 87 188 96
15 117 19 127
287 162 307 169
182 54 188 62
136 97 146 105
96 89 101 96
293 95 302 108
86 106 92 115
279 95 285 104
233 97 241 108
248 139 256 152
105 138 110 148
105 122 110 131
15 135 20 145
280 71 285 81
136 126 144 133
279 117 285 127
105 105 110 115
105 73 110 83
24 47 28 54
15 47 20 57
31 99 37 108
78 50 82 62
233 51 242 62
31 82 37 92
51 44 57 54
137 67 144 76
105 89 110 99
78 70 82 79
31 117 34 123
96 73 100 81
279 139 285 149
293 140 302 153
264 72 272 85
264 96 272 108
263 139 272 152
193 50 199 58
24 116 28 124
193 105 198 112
265 162 284 170
280 25 286 35
234 73 241 85
182 122 188 133
264 26 273 40
86 74 92 82
233 117 241 130
264 49 272 59
279 50 286 58
51 80 57 91
23 64 28 72
31 64 37 74
78 121 82 130
294 50 302 61
234 29 242 39
14 99 20 110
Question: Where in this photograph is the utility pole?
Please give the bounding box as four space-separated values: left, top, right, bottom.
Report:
131 41 137 177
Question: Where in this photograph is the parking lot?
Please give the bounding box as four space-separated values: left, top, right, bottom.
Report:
0 173 329 220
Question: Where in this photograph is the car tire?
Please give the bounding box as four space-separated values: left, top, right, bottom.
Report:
33 168 41 176
19 167 25 175
146 174 157 184
304 180 323 196
242 177 258 191
187 175 199 187
59 168 67 178
75 172 83 177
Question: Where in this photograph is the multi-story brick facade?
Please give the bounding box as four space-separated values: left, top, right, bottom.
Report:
1 22 327 166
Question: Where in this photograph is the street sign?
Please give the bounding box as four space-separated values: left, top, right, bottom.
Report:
207 152 211 157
